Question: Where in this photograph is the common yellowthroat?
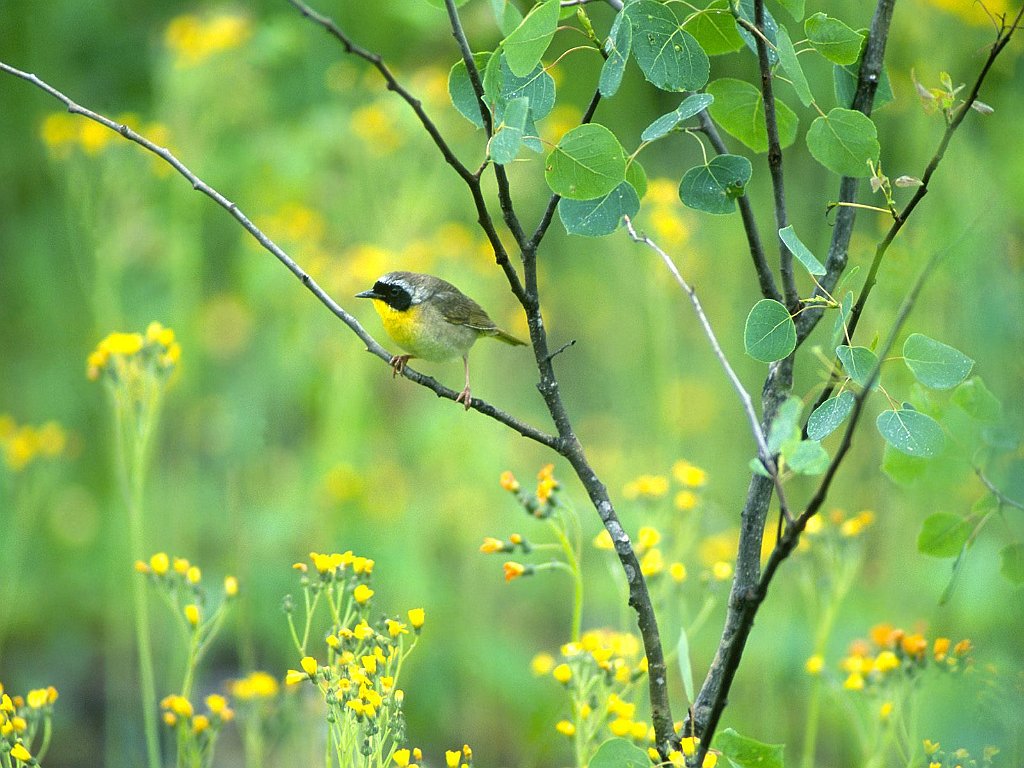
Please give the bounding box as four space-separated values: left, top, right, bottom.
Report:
356 271 527 409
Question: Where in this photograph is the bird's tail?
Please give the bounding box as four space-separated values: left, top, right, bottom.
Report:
491 328 528 346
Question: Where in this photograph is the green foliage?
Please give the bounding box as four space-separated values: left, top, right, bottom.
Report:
599 12 631 98
806 108 880 177
706 78 798 153
876 408 945 458
902 333 974 390
807 391 855 441
681 1 744 56
917 512 972 557
998 543 1024 585
804 13 864 65
743 299 796 363
676 627 695 705
624 1 709 92
778 225 825 276
488 96 528 164
836 345 878 388
951 376 1001 422
640 94 714 142
678 154 751 215
500 0 560 77
544 124 627 199
775 25 813 107
558 182 640 237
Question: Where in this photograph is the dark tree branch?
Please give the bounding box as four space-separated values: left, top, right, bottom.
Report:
744 0 797 307
796 0 896 343
0 61 560 451
806 2 1022 416
696 241 946 768
695 110 782 303
287 0 530 307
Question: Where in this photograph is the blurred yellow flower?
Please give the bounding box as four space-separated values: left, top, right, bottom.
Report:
165 13 252 67
352 103 403 153
593 529 614 550
531 652 555 676
673 460 707 488
555 719 576 736
805 655 824 675
623 474 669 500
674 490 698 511
552 663 572 684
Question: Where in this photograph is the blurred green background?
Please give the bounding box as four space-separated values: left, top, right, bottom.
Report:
1 0 1023 766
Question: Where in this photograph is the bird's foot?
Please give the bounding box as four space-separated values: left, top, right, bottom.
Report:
455 386 472 411
389 354 412 377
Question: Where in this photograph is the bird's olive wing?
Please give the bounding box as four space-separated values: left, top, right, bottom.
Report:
438 289 498 331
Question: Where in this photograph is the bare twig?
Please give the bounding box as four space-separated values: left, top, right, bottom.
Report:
0 61 560 450
695 110 781 303
975 467 1024 511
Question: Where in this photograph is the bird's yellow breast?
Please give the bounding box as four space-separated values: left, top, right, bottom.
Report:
371 299 477 361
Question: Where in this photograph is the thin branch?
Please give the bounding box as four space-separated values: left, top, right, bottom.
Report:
695 240 948 768
695 109 782 303
623 217 792 522
0 61 560 451
287 0 530 307
740 1 797 307
975 467 1024 512
806 2 1022 414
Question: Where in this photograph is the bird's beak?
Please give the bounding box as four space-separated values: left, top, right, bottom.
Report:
355 288 380 299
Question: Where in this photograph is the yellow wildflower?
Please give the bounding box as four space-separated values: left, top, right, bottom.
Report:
552 663 572 684
150 552 170 575
623 475 669 500
805 655 824 675
675 490 698 511
393 748 412 767
531 653 555 676
408 608 425 630
503 561 527 582
184 604 200 627
499 470 520 492
593 529 614 550
640 548 665 577
479 537 507 554
556 719 576 736
669 562 688 582
10 743 32 762
224 575 239 597
711 561 733 581
673 460 707 487
446 750 462 767
353 584 374 604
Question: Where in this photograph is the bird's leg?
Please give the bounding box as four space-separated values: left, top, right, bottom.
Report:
389 354 412 378
455 354 472 410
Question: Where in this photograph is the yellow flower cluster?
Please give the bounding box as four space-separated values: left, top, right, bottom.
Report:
135 552 238 633
40 112 171 163
164 13 252 67
648 735 719 768
300 550 376 580
921 740 999 768
839 623 973 691
622 459 706 511
160 693 234 735
0 415 66 472
87 321 181 383
0 682 58 765
229 671 279 701
498 464 561 517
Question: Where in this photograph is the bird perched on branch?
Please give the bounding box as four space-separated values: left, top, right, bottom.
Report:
356 271 527 409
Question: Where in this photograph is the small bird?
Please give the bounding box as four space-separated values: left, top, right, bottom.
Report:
356 271 527 409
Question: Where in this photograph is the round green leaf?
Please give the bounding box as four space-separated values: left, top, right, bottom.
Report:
917 512 971 558
589 738 650 768
744 299 796 363
488 96 529 165
626 159 648 199
876 408 945 458
482 54 557 123
882 443 928 485
999 543 1024 585
952 376 1001 423
805 12 864 65
714 728 785 768
806 107 880 177
681 0 744 55
500 0 560 77
625 0 710 92
544 124 627 200
784 439 829 475
707 78 799 153
641 93 714 142
903 333 975 390
807 390 855 440
678 154 752 215
836 344 878 387
449 54 492 128
557 182 640 237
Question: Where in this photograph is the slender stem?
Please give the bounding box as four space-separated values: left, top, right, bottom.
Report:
695 110 781 302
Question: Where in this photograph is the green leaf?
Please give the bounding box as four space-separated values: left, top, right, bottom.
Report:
449 54 492 128
882 443 928 484
626 159 648 199
917 512 972 558
834 46 894 109
775 24 813 106
807 391 855 440
806 108 879 177
600 11 632 98
589 738 650 768
678 154 752 215
876 408 945 458
735 0 778 65
999 543 1024 585
785 439 830 475
744 299 796 363
682 0 744 55
836 345 878 388
778 0 806 21
831 290 853 348
903 333 974 390
483 54 557 123
778 225 825 276
545 123 627 200
714 728 785 768
625 0 710 92
488 96 529 165
490 0 524 35
641 93 714 142
423 0 471 8
707 78 798 153
558 182 640 237
804 12 864 65
767 396 802 454
676 627 695 705
952 376 1001 423
501 0 560 77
